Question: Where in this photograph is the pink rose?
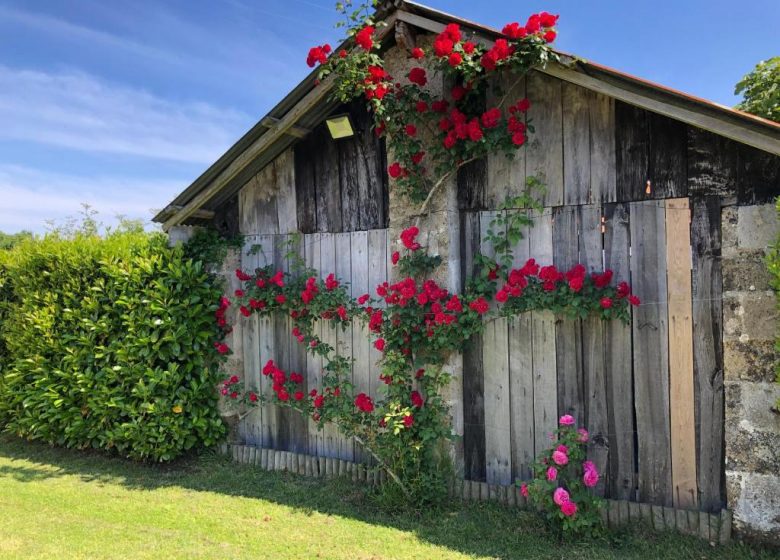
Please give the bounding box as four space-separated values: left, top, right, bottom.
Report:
520 483 529 498
583 468 599 488
556 444 568 454
577 428 589 443
552 450 569 466
583 460 596 473
546 466 557 481
561 500 577 517
553 487 570 506
559 414 575 426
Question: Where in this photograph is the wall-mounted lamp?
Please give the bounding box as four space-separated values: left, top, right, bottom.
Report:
325 114 355 139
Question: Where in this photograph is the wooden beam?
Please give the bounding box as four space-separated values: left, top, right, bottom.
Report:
162 205 215 221
260 116 310 139
162 12 399 231
394 10 780 155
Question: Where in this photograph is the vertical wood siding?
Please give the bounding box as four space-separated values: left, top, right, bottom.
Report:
228 68 780 513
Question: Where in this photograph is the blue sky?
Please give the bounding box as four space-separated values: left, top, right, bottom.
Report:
0 0 778 232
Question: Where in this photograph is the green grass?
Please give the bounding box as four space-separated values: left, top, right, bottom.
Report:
0 437 775 560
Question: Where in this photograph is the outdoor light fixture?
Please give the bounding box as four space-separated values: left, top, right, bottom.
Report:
325 114 355 139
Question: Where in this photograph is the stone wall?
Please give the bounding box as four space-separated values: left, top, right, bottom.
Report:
722 203 780 543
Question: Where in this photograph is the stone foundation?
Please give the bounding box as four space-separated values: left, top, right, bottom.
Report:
722 203 780 543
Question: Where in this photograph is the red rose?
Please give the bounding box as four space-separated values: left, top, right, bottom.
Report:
617 282 630 298
408 67 427 86
358 293 370 305
405 124 417 136
463 41 476 54
403 414 414 428
388 162 403 178
628 295 641 306
306 45 328 67
539 12 559 28
239 305 251 317
502 22 527 39
445 295 463 313
451 85 467 101
275 294 286 304
415 368 425 379
433 37 454 57
431 99 449 113
448 52 463 67
443 133 457 149
294 391 304 401
467 118 483 141
354 392 374 413
411 151 425 165
495 288 509 303
355 26 374 51
469 297 489 314
249 392 258 402
314 395 324 408
339 49 347 58
392 251 400 265
511 132 526 146
374 338 385 351
230 391 238 399
543 30 557 43
400 226 421 250
600 297 613 309
481 107 502 129
411 47 424 59
234 289 244 297
416 100 428 113
515 98 531 112
411 390 424 408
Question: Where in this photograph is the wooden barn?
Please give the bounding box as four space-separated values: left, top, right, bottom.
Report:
153 1 780 540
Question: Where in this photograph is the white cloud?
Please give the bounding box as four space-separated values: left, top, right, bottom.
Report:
0 65 250 164
0 164 183 232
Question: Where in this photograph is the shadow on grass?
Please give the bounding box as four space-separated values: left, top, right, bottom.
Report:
0 436 772 560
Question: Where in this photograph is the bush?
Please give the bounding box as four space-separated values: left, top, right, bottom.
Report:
0 230 227 461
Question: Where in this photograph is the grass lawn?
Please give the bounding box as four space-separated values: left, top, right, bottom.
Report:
0 436 775 560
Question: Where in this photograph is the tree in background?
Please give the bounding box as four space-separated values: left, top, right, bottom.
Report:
0 231 33 251
735 56 779 122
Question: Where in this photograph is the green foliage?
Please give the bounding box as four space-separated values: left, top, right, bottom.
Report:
0 231 33 251
522 418 604 536
182 227 243 270
0 229 227 461
768 197 780 409
735 56 780 122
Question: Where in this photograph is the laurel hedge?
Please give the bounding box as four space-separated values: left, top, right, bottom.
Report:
0 230 227 461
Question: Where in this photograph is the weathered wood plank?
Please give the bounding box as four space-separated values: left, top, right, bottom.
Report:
294 134 318 233
487 74 526 207
690 196 724 512
553 206 583 420
241 236 263 446
351 99 388 230
563 82 591 205
458 159 487 211
319 233 340 457
649 113 687 198
274 149 298 233
482 317 512 485
257 234 278 448
367 229 388 400
273 234 292 451
255 163 280 235
313 125 342 232
602 203 635 500
350 231 370 463
589 91 616 203
508 219 534 481
460 212 486 480
579 204 608 497
687 127 738 198
526 71 563 207
335 232 354 461
616 101 649 202
630 200 672 506
238 177 258 235
737 142 780 205
665 198 698 509
286 233 308 454
304 233 323 456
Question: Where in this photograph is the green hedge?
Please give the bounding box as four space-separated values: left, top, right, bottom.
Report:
0 231 227 461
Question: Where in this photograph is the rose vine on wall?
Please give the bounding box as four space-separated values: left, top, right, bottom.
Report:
213 2 640 524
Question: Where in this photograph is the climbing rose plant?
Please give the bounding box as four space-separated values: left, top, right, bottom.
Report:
308 1 559 207
213 2 641 510
520 415 604 535
217 218 639 505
